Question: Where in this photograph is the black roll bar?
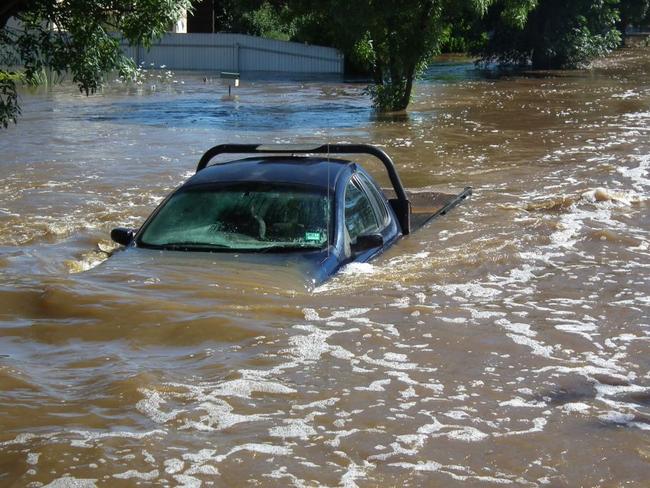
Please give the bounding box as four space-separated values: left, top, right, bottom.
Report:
196 143 413 233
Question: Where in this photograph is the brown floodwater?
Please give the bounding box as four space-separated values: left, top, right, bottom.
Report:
0 50 649 487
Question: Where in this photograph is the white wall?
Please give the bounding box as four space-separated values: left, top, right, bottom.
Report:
121 33 344 74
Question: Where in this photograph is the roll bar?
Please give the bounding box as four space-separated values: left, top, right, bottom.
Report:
196 143 413 233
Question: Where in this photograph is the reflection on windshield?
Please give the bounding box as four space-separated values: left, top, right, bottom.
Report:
138 183 330 252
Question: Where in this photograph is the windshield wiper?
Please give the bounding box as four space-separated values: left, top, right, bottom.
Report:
162 242 231 251
258 244 322 253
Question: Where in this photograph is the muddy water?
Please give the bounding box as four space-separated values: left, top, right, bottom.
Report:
0 49 649 487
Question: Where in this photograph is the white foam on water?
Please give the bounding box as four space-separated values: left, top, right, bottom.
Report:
342 262 377 274
612 90 639 99
440 316 468 324
136 384 273 433
550 211 584 249
27 452 40 465
494 318 557 358
42 477 98 488
262 466 309 487
623 111 650 119
470 309 507 320
433 282 502 299
164 458 184 474
355 379 391 391
560 402 591 414
617 154 650 190
186 463 218 476
443 426 489 442
301 307 371 322
390 297 411 308
172 474 202 488
499 397 547 408
181 448 216 465
211 378 296 398
496 319 536 338
303 308 320 321
360 353 420 371
269 419 317 440
387 370 444 393
112 469 159 480
496 417 547 437
580 187 639 206
507 333 556 358
67 429 165 449
136 389 182 423
179 397 269 431
326 428 375 448
349 316 399 337
291 397 340 411
389 461 442 472
384 352 408 362
554 321 599 342
340 461 372 488
221 443 292 459
599 411 635 424
417 418 445 435
388 462 518 485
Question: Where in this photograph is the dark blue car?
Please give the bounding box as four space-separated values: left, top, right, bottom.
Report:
111 144 471 284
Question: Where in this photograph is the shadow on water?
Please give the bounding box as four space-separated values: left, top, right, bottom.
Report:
86 99 373 130
421 56 593 82
420 58 486 83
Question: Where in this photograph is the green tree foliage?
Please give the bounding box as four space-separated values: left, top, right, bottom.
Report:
210 0 294 40
619 0 650 30
242 2 295 40
290 1 494 111
0 0 193 127
479 0 622 69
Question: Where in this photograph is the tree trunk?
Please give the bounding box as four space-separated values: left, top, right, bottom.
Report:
398 71 415 111
370 1 436 112
373 63 383 85
530 4 553 69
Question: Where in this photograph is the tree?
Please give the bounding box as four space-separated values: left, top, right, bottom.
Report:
289 1 494 112
478 0 622 69
0 0 193 127
619 0 650 31
190 0 293 39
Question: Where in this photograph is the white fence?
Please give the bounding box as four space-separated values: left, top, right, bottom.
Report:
121 33 344 74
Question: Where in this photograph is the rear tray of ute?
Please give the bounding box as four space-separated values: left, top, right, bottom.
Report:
382 187 472 233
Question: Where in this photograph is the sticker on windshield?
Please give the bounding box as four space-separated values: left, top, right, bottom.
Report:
305 231 322 242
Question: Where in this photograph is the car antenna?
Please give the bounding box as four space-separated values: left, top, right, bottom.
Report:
326 139 331 259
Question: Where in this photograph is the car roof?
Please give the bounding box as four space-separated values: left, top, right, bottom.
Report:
182 156 354 191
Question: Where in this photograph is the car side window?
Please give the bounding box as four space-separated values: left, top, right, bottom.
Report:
356 173 390 228
345 178 380 243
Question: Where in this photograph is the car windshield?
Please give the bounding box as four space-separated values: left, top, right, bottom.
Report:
138 183 331 252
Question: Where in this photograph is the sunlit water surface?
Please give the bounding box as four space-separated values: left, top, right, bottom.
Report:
0 51 649 487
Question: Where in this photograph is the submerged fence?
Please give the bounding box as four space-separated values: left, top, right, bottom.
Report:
120 33 344 74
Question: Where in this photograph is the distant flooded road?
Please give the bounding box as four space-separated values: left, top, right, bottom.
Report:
0 50 649 487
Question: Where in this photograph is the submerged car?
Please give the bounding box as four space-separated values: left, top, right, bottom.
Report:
111 144 471 284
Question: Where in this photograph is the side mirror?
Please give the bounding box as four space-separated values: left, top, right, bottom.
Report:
111 227 135 246
351 233 384 255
